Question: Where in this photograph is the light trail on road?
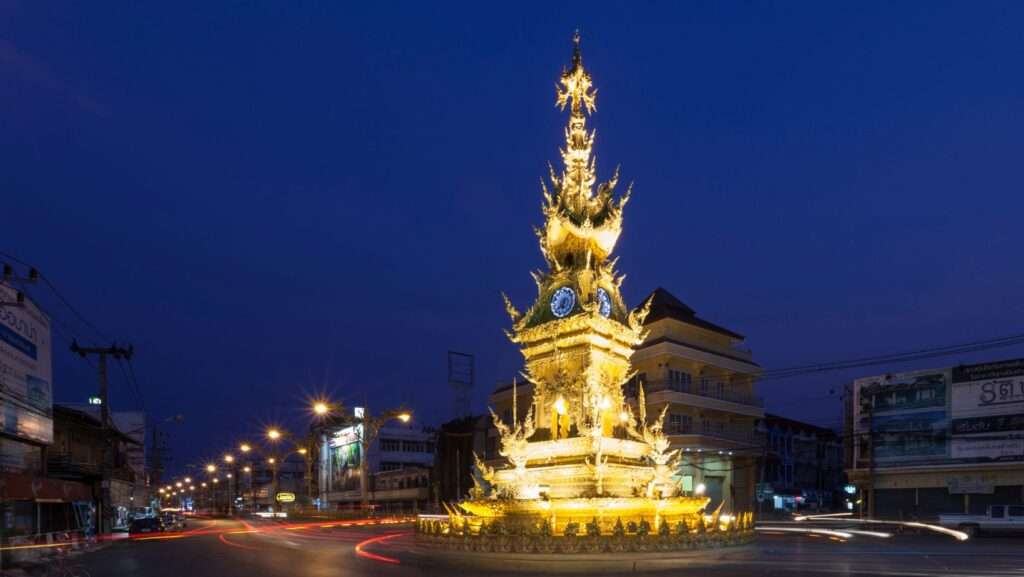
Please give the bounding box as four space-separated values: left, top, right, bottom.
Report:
353 531 411 565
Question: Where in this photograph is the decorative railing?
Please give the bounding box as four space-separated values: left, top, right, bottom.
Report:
644 380 764 408
415 512 755 553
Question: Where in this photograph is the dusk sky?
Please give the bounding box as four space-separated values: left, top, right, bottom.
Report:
4 2 1023 474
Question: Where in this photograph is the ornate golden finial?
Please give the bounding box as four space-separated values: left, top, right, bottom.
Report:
555 32 597 205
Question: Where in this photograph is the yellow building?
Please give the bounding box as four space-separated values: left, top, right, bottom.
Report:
629 287 763 512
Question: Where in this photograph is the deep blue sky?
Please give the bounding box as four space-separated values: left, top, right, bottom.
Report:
3 2 1023 473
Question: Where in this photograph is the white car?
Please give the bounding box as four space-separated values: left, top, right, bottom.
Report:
939 504 1024 536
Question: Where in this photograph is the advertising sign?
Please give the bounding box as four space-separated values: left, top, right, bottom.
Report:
329 424 362 492
950 359 1024 463
0 283 53 445
275 492 296 503
853 369 950 467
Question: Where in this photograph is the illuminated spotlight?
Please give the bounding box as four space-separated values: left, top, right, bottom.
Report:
694 483 706 496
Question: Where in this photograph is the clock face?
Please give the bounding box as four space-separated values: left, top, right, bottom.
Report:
597 288 612 318
550 286 576 318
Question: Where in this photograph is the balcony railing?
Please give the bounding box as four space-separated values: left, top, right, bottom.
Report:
643 379 764 408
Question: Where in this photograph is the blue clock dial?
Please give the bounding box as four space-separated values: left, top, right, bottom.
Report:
550 286 576 318
597 288 612 318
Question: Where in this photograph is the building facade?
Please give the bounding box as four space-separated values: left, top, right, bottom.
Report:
434 415 490 504
846 358 1024 519
756 413 844 512
318 419 435 512
629 288 763 512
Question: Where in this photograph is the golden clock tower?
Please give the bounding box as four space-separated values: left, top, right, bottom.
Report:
503 33 649 443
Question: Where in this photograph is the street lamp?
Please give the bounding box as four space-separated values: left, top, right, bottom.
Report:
240 443 251 453
224 454 234 464
206 464 216 473
267 428 282 441
313 402 329 416
184 477 191 484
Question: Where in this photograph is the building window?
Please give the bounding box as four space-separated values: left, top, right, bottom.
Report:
669 414 681 433
700 375 710 395
380 439 401 452
681 475 694 493
668 369 692 392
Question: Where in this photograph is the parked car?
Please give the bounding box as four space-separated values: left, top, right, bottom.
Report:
161 513 186 530
939 504 1024 536
129 517 165 535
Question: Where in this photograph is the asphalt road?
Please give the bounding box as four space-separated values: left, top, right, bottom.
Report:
57 518 1024 577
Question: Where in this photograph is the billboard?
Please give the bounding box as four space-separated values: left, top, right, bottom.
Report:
852 359 1024 468
329 424 362 492
0 283 53 446
853 369 950 467
950 359 1024 463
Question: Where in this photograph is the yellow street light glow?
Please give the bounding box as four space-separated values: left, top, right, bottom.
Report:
268 458 276 464
243 466 251 473
313 402 329 416
267 428 282 441
619 411 630 422
397 412 411 423
212 478 219 484
189 486 195 491
224 454 234 463
158 488 165 493
206 464 216 473
240 443 251 453
553 397 567 416
184 477 191 483
175 482 182 488
201 482 207 488
298 448 307 455
226 473 232 478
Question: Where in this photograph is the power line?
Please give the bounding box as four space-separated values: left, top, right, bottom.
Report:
0 251 109 342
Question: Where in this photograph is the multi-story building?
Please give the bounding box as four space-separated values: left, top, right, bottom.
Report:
318 418 435 512
490 287 763 512
628 287 763 512
48 405 142 532
846 358 1024 520
756 413 844 512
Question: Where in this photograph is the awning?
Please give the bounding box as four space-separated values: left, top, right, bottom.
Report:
0 473 93 502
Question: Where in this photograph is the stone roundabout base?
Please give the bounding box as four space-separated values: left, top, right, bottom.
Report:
393 536 756 574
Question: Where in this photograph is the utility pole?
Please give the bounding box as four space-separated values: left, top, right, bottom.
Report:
70 340 133 534
70 341 133 426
